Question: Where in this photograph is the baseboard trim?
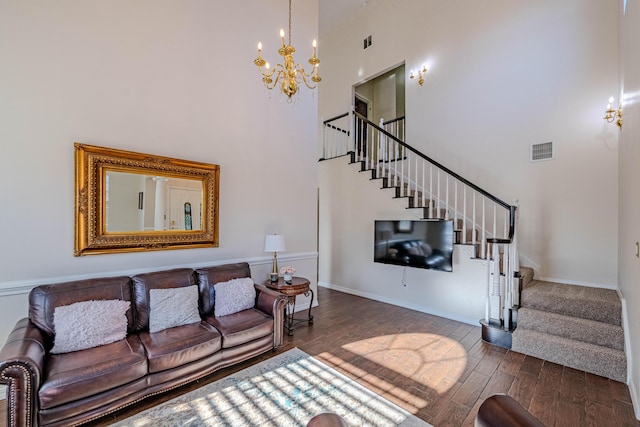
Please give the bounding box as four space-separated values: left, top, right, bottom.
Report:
619 291 640 420
631 376 640 420
318 281 478 326
0 252 319 297
536 275 617 290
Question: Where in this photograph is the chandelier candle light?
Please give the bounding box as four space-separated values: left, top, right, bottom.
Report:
254 0 321 100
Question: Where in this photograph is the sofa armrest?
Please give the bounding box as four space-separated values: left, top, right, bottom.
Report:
254 284 287 348
475 394 544 427
0 318 47 427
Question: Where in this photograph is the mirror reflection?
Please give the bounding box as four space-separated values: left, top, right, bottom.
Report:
105 171 203 232
74 142 219 256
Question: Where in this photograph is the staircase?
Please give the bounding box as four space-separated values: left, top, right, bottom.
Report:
321 108 628 383
322 109 519 335
513 268 626 382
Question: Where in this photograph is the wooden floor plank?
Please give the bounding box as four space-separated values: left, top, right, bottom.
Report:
560 366 586 406
508 370 539 409
479 370 515 400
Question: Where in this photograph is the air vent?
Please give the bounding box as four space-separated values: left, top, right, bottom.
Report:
530 142 553 162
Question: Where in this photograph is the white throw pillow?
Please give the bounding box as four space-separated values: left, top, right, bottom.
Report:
51 299 130 354
149 285 201 333
214 277 256 317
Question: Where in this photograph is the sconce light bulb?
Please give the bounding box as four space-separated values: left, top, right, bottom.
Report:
609 96 614 104
258 42 262 51
265 62 270 69
313 39 317 48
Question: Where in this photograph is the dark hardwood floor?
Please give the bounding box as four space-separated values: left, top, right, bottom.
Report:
2 286 638 426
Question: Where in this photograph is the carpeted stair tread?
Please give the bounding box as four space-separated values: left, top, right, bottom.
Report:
521 280 621 325
517 307 625 351
511 328 626 383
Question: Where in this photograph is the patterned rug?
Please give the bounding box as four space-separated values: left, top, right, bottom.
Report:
113 348 432 426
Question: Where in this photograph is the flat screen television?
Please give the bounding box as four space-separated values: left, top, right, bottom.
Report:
374 220 454 272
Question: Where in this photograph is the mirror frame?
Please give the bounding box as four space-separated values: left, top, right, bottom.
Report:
74 143 219 256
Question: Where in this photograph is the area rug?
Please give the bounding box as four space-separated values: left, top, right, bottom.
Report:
113 348 432 426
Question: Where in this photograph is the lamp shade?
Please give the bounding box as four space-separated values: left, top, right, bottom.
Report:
264 234 286 253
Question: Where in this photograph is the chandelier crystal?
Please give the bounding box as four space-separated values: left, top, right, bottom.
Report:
254 0 321 100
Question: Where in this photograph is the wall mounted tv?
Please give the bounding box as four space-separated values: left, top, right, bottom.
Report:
374 220 454 272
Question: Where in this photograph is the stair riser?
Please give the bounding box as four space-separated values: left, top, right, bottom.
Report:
512 329 626 383
521 282 621 325
517 307 625 351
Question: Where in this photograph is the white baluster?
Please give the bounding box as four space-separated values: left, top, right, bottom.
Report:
454 182 458 234
481 199 486 259
429 165 433 218
485 251 491 323
413 155 419 206
472 192 476 245
491 243 501 320
437 170 441 218
463 187 467 243
445 176 449 220
493 204 497 241
421 163 425 208
503 244 511 330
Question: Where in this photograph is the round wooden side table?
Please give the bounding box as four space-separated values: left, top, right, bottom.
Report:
265 276 313 335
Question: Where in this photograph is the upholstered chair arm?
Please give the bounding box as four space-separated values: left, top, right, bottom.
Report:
254 284 287 348
0 318 47 427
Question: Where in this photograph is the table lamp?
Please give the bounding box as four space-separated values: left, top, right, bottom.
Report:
264 234 286 282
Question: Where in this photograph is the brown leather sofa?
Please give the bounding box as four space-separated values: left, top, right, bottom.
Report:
0 262 287 427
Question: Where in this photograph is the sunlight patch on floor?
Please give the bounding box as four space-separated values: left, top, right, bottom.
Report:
330 333 467 395
317 351 429 413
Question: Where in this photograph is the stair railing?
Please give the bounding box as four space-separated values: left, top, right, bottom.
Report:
321 108 519 331
382 116 405 142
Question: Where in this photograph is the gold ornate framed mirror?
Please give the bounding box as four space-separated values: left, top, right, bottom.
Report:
74 143 219 256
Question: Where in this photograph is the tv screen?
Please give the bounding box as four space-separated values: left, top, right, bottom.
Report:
374 220 454 272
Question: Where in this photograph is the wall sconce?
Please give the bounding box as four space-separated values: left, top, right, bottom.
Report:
604 96 622 129
410 66 427 86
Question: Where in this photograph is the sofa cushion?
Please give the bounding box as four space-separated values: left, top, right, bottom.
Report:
29 276 134 339
39 335 147 410
195 263 252 316
139 321 222 373
149 286 201 333
131 268 196 331
205 309 273 349
214 278 256 317
51 299 130 354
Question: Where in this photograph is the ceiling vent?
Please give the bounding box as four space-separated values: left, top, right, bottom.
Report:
530 142 553 162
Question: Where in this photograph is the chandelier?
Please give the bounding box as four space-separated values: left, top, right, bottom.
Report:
253 0 321 100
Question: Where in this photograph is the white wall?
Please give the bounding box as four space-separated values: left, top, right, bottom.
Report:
618 0 640 417
318 0 619 299
319 160 487 324
0 0 319 344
